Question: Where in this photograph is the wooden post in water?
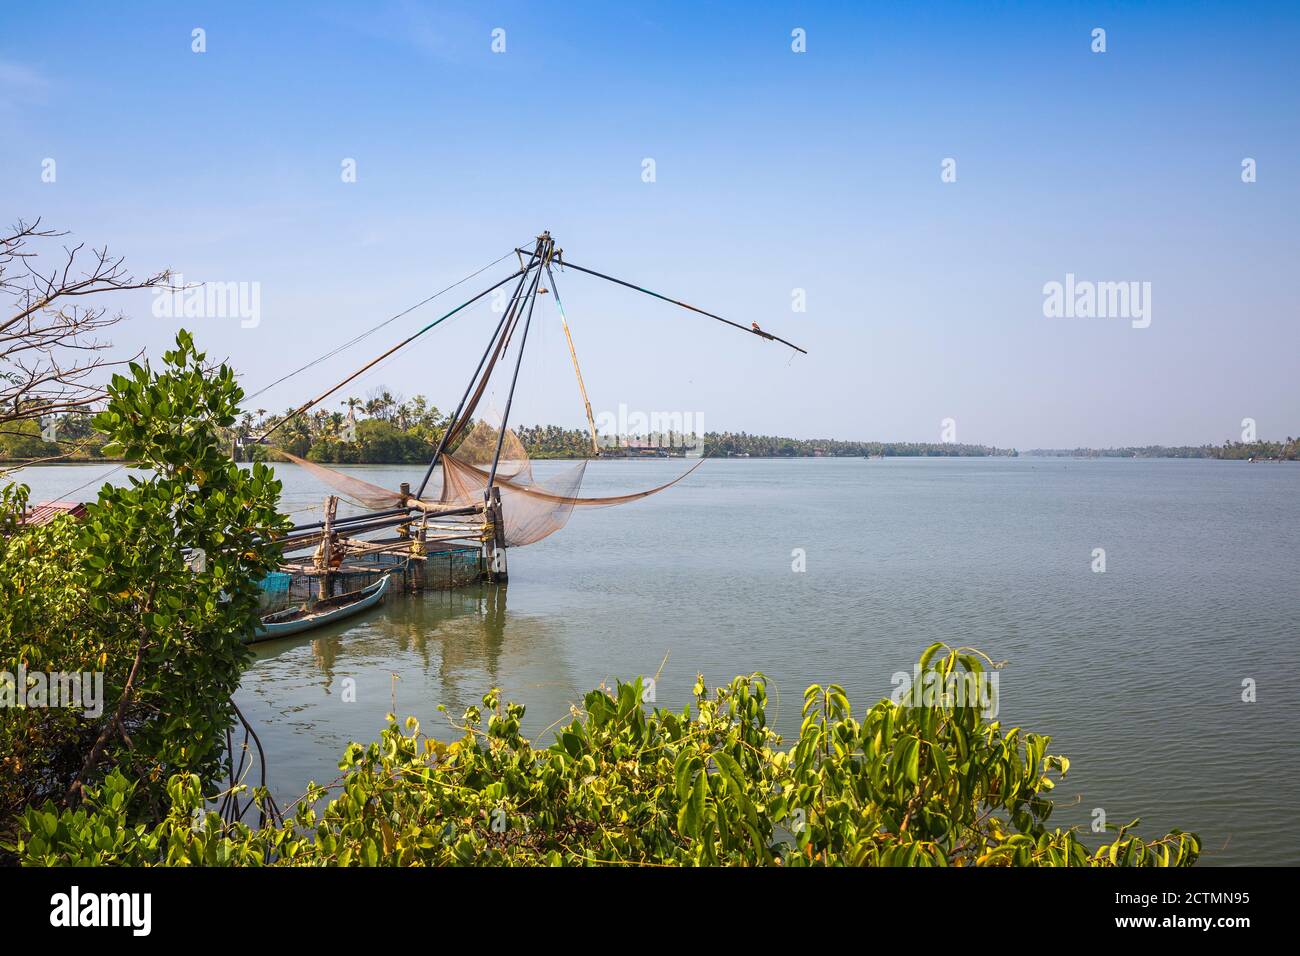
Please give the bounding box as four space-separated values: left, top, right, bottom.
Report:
411 510 428 592
397 481 412 592
397 483 411 540
491 486 506 582
314 495 338 601
481 492 495 583
484 486 508 583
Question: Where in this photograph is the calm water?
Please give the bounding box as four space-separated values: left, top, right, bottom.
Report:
13 457 1300 865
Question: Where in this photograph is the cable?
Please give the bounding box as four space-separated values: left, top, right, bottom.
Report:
54 462 127 501
247 243 528 403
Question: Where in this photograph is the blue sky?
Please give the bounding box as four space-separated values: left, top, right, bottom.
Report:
3 1 1297 448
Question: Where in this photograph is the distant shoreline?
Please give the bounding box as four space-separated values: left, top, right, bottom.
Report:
12 408 1294 466
5 453 1295 467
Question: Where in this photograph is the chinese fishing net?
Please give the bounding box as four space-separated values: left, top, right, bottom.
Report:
273 419 703 547
270 262 703 546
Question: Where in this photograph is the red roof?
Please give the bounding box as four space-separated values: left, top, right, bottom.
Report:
23 501 88 526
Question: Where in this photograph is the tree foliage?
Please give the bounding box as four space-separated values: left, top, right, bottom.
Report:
1028 440 1299 460
0 412 107 462
0 331 289 840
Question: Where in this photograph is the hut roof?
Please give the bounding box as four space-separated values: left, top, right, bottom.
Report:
24 501 88 526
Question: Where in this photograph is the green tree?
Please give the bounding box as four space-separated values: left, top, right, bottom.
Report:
0 330 290 843
0 418 59 460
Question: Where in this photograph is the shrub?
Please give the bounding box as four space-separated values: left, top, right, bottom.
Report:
11 645 1199 867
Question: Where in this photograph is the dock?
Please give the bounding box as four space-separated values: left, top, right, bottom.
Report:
264 485 506 610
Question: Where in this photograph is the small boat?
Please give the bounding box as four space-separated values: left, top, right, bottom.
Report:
248 575 390 644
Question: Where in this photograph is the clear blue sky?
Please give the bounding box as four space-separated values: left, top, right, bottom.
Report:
3 1 1297 448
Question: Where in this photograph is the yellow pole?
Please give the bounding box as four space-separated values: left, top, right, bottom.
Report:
545 260 599 457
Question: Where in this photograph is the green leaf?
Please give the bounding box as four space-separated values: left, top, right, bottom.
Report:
677 770 707 838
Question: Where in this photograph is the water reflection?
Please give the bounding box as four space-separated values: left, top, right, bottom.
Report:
237 583 579 804
284 588 508 684
386 585 510 680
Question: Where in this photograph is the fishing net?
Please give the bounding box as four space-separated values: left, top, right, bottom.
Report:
271 268 703 548
444 455 588 546
272 450 406 510
443 425 703 545
446 417 532 482
272 419 704 548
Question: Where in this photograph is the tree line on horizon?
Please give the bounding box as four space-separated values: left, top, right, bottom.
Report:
1027 439 1298 461
3 389 1295 464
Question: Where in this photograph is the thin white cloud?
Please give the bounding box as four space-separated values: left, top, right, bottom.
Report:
0 58 49 112
319 0 479 63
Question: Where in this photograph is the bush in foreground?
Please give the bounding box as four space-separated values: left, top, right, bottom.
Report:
13 644 1199 867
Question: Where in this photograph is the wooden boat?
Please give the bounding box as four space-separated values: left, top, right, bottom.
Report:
248 575 390 644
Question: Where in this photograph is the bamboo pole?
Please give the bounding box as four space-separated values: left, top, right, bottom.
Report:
545 260 599 456
525 253 807 355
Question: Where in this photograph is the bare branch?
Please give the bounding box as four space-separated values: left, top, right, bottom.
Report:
0 220 169 440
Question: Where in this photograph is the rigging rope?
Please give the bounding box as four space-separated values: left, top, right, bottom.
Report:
247 243 528 403
258 260 538 441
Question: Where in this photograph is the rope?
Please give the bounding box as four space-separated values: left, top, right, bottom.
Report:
545 255 808 355
51 462 127 501
258 261 535 441
247 243 528 403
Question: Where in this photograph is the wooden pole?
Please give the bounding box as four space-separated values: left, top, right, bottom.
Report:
483 486 507 583
411 511 428 592
529 254 808 355
314 495 338 601
482 497 495 583
397 482 411 539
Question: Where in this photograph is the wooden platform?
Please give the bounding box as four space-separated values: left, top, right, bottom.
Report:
266 545 485 609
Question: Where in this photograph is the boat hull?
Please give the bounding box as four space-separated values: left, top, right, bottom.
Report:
248 575 390 644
